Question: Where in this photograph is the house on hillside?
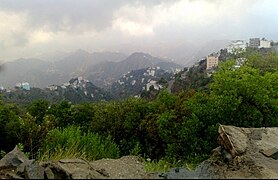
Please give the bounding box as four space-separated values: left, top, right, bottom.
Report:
259 38 271 49
146 80 161 91
15 82 31 91
0 85 5 92
227 40 247 54
206 52 219 70
47 85 58 91
249 38 260 48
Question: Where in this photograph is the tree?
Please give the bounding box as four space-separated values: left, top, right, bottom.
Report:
27 99 49 124
0 101 21 152
209 55 278 127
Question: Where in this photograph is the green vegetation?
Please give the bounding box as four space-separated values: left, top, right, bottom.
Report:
37 126 119 161
0 50 277 172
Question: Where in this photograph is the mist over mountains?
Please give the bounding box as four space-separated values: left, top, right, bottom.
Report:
0 38 232 92
0 50 182 90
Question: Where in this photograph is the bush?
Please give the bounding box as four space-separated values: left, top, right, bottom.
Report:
37 126 120 161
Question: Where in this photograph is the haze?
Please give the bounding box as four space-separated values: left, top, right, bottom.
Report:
0 0 278 65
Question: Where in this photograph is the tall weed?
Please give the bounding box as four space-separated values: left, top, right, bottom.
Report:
37 126 119 161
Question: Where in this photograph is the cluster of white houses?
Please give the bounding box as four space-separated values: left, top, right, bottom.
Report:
206 37 276 70
0 82 31 92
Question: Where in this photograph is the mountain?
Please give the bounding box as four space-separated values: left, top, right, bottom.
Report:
54 50 127 78
0 50 182 91
47 77 113 104
111 67 174 99
34 50 70 62
0 51 127 89
86 52 183 89
107 40 230 66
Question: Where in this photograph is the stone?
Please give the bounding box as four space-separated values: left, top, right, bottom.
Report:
41 159 106 179
0 146 28 170
24 160 44 179
5 172 24 179
217 125 248 157
44 167 55 179
40 162 72 179
261 147 278 159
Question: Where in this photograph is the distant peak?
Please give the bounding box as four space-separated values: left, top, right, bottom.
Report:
73 49 89 55
130 52 151 57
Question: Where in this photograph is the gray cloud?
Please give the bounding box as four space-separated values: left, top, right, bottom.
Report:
0 0 175 33
0 0 277 63
0 0 122 32
10 32 29 47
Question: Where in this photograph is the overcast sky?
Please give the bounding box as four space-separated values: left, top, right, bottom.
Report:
0 0 278 63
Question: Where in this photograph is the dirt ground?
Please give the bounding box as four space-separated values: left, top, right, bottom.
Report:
89 156 161 179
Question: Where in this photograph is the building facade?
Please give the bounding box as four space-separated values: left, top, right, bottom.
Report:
227 40 247 54
259 39 271 48
249 38 260 48
206 53 219 70
15 82 31 90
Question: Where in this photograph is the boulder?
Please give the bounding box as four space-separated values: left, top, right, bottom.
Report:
40 158 104 179
0 146 44 179
24 160 44 179
0 146 28 170
217 124 248 157
161 125 278 179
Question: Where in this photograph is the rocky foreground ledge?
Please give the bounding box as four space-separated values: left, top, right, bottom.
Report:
2 125 278 179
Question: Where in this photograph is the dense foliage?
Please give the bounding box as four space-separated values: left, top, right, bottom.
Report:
0 50 277 168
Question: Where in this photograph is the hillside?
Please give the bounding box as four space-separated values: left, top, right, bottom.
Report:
111 67 173 99
86 52 183 89
1 77 112 105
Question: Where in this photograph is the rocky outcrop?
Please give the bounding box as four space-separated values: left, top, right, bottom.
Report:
162 125 278 179
0 146 44 179
0 147 155 179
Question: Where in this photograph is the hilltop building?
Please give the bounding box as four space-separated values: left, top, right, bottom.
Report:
227 40 247 54
15 82 31 91
0 85 5 92
206 52 219 70
249 38 272 49
249 38 260 48
146 80 161 91
259 38 271 48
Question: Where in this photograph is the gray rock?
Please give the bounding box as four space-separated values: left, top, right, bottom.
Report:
217 125 248 157
41 159 104 179
24 160 44 179
5 172 24 179
261 147 278 159
0 146 29 170
40 162 72 179
44 167 55 179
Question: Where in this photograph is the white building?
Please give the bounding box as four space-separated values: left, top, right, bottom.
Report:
146 80 160 91
15 82 31 90
259 39 271 48
21 82 31 90
227 40 247 54
47 85 58 91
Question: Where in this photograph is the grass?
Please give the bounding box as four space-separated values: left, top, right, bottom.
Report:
37 126 120 162
141 156 203 173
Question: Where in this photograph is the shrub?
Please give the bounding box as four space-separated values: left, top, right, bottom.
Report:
37 126 120 161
